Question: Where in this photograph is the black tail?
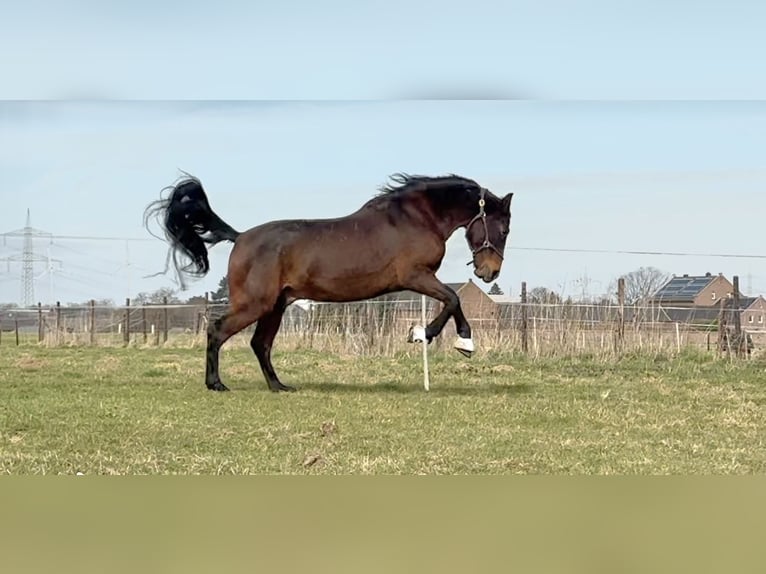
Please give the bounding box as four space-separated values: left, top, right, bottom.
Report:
144 173 240 287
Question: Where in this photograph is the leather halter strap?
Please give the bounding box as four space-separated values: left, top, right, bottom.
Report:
465 188 504 264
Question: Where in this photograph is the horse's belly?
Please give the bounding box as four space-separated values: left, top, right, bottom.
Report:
292 263 399 303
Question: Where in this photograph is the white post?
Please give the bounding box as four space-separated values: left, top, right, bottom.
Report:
421 295 430 391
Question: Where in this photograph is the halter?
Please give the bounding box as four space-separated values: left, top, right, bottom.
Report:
465 187 504 265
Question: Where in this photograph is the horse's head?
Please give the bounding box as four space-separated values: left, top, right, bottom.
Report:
465 188 513 283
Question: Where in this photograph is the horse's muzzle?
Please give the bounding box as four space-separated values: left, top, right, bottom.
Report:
474 267 500 283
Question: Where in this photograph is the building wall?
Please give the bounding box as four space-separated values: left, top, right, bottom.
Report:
742 298 766 329
693 276 735 307
455 281 498 321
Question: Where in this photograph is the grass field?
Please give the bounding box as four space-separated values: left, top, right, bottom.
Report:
1 344 765 474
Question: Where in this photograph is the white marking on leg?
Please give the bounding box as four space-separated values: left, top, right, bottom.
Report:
408 325 426 343
454 337 475 353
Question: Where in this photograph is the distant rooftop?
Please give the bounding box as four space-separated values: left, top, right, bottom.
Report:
488 295 518 304
653 273 722 302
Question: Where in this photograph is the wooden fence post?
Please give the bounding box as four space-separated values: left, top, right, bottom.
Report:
615 277 625 354
142 305 148 344
38 302 43 342
15 319 19 346
124 298 131 345
162 296 169 343
732 275 743 358
204 291 210 333
520 281 528 354
717 296 727 355
90 299 96 346
55 301 61 345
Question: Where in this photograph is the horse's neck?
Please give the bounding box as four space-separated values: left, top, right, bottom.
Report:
419 189 477 239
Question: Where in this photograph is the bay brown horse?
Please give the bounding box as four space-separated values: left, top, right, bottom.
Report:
145 173 513 392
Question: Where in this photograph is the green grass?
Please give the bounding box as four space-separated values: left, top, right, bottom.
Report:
1 345 765 474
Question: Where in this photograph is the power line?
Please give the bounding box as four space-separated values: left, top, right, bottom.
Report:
4 230 766 260
0 232 153 242
509 246 766 259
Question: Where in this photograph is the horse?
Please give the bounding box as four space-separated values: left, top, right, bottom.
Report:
144 172 513 392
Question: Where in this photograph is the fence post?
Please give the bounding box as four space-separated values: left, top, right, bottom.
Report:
162 296 169 343
204 291 210 334
520 281 528 354
615 277 625 354
55 301 61 345
90 299 96 346
124 298 131 345
717 296 727 355
15 319 20 346
732 275 743 358
38 302 43 342
142 305 148 344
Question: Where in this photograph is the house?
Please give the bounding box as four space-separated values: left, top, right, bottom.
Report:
738 296 766 330
444 280 498 321
651 273 734 308
650 273 766 330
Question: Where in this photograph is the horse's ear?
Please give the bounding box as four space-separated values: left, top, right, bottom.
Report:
502 193 513 213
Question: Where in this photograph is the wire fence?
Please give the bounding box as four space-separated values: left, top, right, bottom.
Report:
1 296 762 359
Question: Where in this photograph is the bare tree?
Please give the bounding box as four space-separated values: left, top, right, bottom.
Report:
621 267 670 305
133 287 180 305
528 286 562 305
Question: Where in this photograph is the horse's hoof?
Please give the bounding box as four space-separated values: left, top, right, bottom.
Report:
207 381 230 392
408 325 427 344
454 337 475 357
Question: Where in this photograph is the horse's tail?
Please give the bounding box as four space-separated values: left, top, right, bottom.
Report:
144 173 241 286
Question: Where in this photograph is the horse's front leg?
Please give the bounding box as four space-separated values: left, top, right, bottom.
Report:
403 273 474 357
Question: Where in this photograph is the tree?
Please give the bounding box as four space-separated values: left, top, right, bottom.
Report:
488 283 504 296
621 267 670 305
528 287 562 305
133 288 180 305
211 275 229 302
185 295 208 306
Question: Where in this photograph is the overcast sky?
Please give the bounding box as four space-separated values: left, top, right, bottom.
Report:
1 1 764 306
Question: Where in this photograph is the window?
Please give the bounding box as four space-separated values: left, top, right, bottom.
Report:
749 315 754 323
760 316 764 324
711 291 716 300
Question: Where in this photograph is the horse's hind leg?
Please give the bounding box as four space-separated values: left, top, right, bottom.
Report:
250 302 294 392
206 308 260 391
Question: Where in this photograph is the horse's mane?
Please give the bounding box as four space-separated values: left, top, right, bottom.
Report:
377 173 480 195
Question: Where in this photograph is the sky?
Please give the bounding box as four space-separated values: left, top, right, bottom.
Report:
1 0 764 100
1 1 765 306
2 100 766 305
